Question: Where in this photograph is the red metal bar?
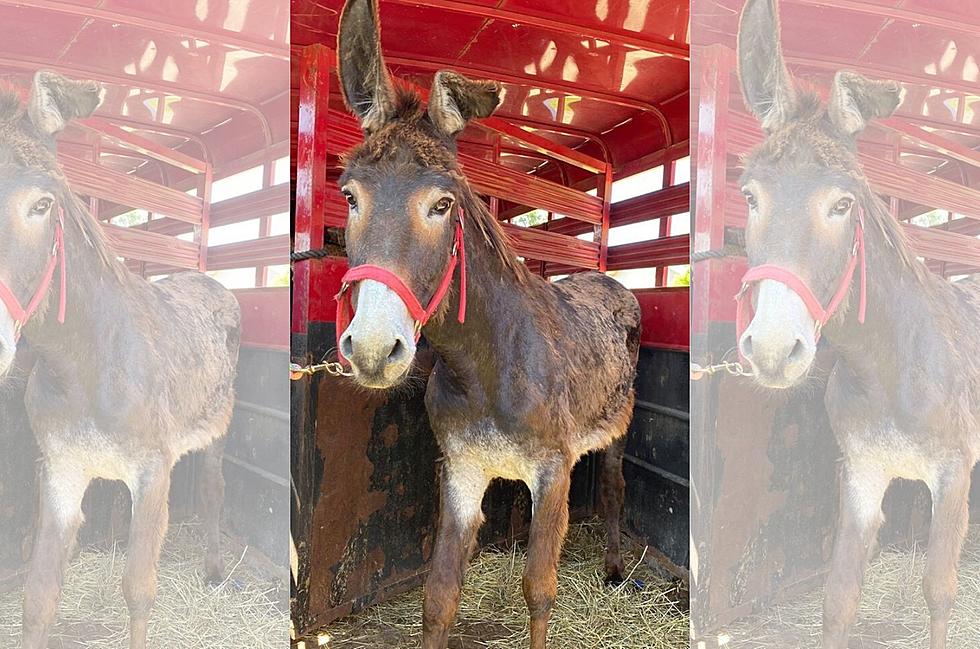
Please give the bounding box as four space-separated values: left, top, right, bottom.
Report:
791 0 980 37
0 54 273 146
693 44 735 334
382 54 673 146
59 154 203 224
482 116 606 174
293 44 332 335
657 159 675 287
878 118 980 171
384 0 690 60
77 117 208 174
198 164 212 271
597 165 613 272
10 0 290 58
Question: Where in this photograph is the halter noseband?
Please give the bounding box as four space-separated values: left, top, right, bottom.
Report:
335 208 467 364
736 207 866 345
0 206 67 343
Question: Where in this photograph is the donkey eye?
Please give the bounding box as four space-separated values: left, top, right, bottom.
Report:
430 197 454 216
341 189 357 210
31 197 53 215
830 197 854 217
742 190 758 209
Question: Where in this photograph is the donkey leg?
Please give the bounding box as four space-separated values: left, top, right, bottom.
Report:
598 435 627 584
422 458 489 649
822 462 890 649
524 459 573 649
124 462 172 649
923 462 971 649
199 436 227 583
22 467 89 649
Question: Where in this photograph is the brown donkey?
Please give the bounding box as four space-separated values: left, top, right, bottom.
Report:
734 1 979 647
0 72 240 649
333 1 641 647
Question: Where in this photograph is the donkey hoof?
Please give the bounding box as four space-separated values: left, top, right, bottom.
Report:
205 562 225 585
604 572 625 587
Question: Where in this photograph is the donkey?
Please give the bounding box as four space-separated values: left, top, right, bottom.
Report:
733 1 980 647
332 1 641 647
0 71 240 649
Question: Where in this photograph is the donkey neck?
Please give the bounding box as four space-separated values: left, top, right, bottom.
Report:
822 215 955 413
421 222 539 394
25 216 130 375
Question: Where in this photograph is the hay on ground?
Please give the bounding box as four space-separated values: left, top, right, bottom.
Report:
311 519 689 649
0 521 288 649
724 524 980 649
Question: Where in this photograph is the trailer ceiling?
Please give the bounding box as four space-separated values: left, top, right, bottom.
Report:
0 0 290 177
291 0 691 176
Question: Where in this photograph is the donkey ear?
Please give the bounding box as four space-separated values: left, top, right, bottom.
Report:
337 0 396 133
828 70 902 136
427 70 501 137
28 70 102 136
736 0 798 131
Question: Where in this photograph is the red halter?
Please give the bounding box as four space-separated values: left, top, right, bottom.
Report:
0 207 67 343
736 207 866 345
335 209 467 363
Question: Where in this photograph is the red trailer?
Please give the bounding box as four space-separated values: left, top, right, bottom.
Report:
0 0 291 615
289 0 692 636
691 0 980 641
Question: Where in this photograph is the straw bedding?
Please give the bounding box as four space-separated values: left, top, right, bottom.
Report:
309 519 689 649
725 524 980 648
0 522 288 648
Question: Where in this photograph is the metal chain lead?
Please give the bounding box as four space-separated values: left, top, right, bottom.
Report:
289 348 354 380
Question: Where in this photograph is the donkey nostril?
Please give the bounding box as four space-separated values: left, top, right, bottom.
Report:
387 337 408 364
788 337 807 363
740 335 753 359
339 332 354 360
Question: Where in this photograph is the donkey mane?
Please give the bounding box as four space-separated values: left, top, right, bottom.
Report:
61 192 128 283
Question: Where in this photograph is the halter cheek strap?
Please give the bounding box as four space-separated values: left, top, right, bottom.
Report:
335 209 467 364
0 206 67 342
736 207 866 345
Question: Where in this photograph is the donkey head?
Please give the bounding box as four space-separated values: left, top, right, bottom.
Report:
0 71 101 376
735 0 901 388
335 0 501 389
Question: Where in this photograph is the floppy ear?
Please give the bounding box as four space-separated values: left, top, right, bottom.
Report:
736 0 798 131
337 0 396 133
28 70 102 136
427 70 501 138
828 70 902 136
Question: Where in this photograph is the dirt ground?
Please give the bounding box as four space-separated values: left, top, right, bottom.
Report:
0 522 288 649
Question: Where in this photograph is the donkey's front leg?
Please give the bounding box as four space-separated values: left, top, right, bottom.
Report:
124 462 173 649
525 458 573 649
422 458 490 649
22 466 89 649
822 462 890 649
923 461 971 649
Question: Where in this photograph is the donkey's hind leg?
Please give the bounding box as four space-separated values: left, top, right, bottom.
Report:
822 461 890 649
524 457 573 649
123 462 172 649
598 435 627 584
199 435 227 583
422 457 490 649
923 460 971 649
22 466 89 649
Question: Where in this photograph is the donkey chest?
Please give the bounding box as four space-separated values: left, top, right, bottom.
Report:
440 424 545 488
842 425 956 488
41 426 144 488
